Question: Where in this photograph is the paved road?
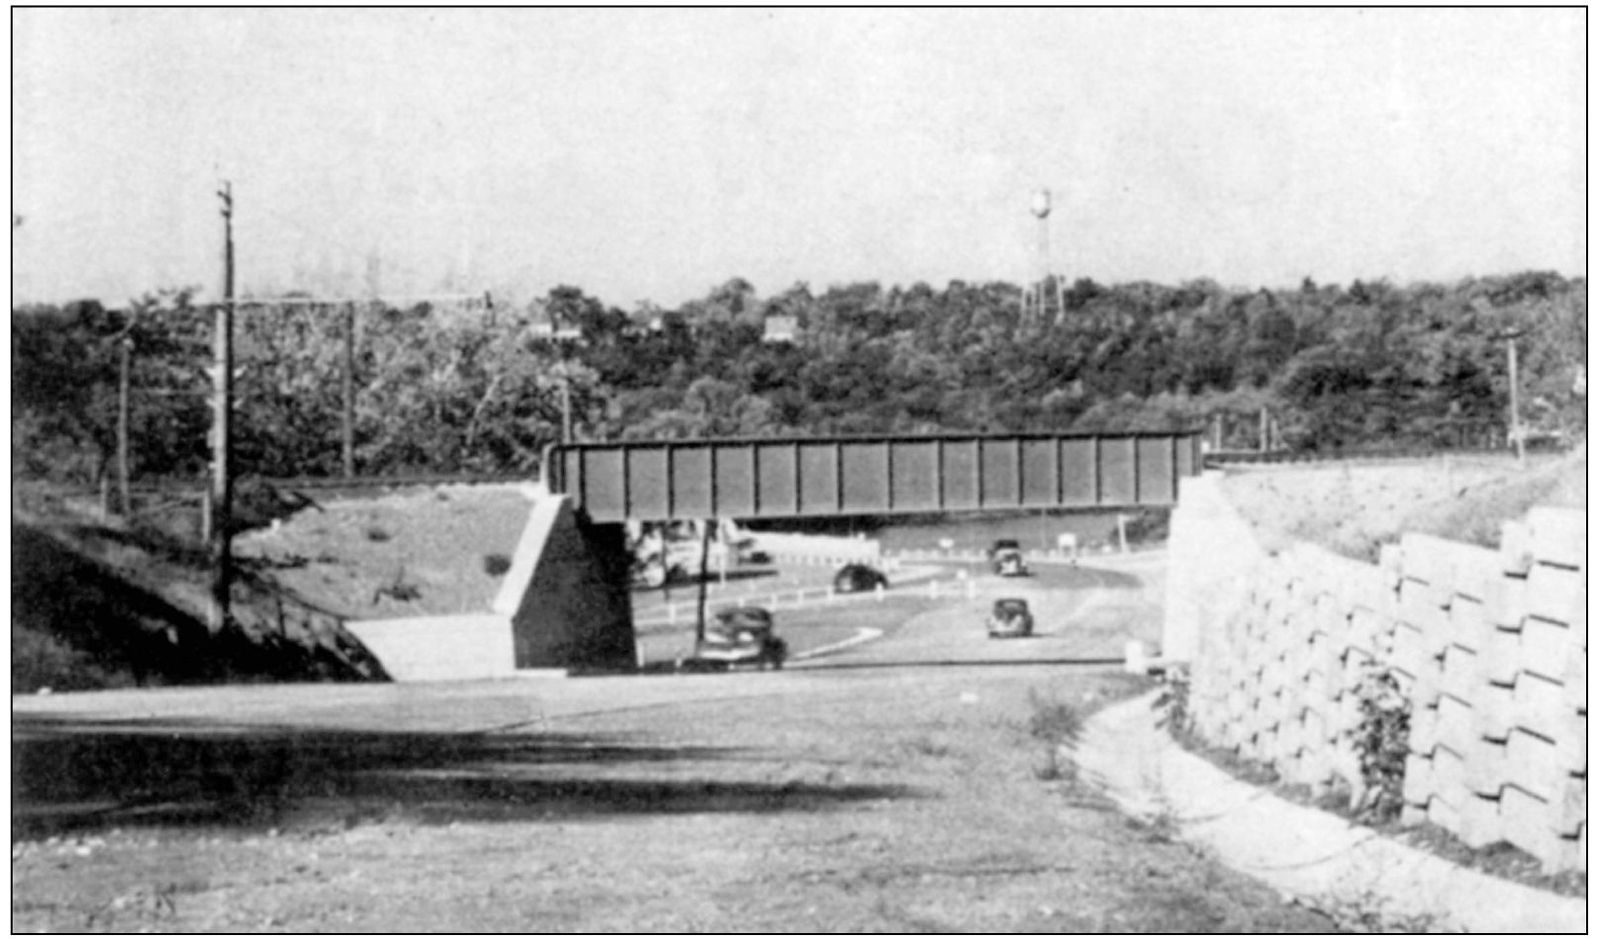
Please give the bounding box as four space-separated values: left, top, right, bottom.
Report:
628 556 1160 666
806 561 1153 668
11 563 1153 737
11 550 1333 933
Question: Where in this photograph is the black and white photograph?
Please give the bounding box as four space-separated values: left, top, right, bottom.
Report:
10 8 1587 932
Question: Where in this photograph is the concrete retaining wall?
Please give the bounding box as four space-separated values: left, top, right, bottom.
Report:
1170 474 1587 873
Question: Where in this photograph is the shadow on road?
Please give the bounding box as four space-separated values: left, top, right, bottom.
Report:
12 713 911 840
792 656 1131 672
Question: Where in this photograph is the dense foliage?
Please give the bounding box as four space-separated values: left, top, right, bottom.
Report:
11 271 1586 486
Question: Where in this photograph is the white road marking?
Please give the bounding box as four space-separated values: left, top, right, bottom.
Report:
790 627 885 661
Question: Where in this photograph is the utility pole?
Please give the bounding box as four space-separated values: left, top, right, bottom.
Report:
694 522 711 646
1506 330 1525 464
210 182 235 634
1489 324 1527 465
343 301 356 478
560 367 573 444
117 333 133 514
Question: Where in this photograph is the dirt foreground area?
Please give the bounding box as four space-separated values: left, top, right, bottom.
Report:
12 561 1335 933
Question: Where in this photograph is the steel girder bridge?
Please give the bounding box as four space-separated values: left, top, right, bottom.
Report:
543 431 1203 522
351 431 1205 677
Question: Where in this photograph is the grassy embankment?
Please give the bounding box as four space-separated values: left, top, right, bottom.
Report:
1221 447 1585 561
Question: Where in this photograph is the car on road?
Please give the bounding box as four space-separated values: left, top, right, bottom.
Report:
833 563 889 594
679 606 787 671
988 538 1021 557
989 539 1029 577
986 598 1034 638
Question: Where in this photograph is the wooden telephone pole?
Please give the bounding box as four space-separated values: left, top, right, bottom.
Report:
209 182 236 633
117 333 133 514
343 301 357 477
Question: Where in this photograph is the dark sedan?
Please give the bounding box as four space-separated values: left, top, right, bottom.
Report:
986 598 1034 638
834 563 890 593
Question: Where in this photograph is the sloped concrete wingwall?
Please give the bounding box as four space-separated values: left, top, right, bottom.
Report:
1170 475 1587 873
348 491 637 680
343 613 517 682
493 494 637 671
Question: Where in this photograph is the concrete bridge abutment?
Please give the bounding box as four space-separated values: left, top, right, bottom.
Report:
346 490 637 680
494 494 637 672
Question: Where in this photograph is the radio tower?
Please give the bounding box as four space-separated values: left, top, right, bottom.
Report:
1027 188 1051 325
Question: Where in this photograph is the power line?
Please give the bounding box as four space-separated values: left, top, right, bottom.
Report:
234 292 491 308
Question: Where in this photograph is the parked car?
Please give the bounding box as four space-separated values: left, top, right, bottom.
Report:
834 563 889 593
986 598 1034 638
679 606 787 671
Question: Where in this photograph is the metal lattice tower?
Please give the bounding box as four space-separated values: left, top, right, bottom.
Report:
1027 188 1051 325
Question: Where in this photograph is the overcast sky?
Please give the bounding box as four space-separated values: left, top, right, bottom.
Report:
10 8 1587 308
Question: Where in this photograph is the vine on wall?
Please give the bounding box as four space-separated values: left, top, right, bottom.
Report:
1350 665 1411 822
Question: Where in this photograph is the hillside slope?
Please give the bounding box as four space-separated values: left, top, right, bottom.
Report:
1219 448 1586 561
11 486 386 692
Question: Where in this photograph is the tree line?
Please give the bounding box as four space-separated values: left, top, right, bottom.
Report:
11 270 1586 488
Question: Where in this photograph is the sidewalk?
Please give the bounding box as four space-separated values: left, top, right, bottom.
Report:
1070 691 1588 933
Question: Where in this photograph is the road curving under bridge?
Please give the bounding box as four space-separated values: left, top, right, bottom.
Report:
12 551 1338 933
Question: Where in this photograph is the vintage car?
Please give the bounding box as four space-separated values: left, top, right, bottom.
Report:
990 539 1029 577
679 606 788 671
833 563 890 593
986 598 1034 638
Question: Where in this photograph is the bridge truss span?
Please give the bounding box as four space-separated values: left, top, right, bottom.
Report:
544 432 1202 523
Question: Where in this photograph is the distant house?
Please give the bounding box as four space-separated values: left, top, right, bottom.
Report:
517 300 579 341
763 314 798 344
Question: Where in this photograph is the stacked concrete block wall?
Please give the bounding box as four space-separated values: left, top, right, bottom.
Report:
1172 476 1586 873
1393 507 1586 871
1187 535 1400 800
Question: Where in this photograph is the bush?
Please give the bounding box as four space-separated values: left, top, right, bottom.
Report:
1351 666 1410 822
1153 666 1191 736
1027 690 1084 745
